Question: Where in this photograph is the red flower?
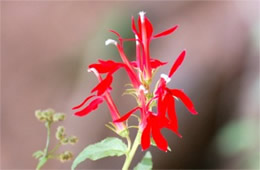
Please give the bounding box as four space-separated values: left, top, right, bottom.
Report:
73 11 198 151
73 67 126 132
132 11 178 81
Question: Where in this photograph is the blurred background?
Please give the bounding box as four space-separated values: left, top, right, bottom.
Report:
1 1 259 169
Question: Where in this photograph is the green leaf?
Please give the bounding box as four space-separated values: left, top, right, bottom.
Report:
134 151 153 170
216 120 257 156
36 157 48 170
151 138 171 151
71 137 127 170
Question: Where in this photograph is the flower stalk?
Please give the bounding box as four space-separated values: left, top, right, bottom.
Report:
122 130 142 170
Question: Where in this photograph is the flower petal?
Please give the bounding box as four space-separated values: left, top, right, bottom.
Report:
113 107 140 123
138 15 153 40
141 122 151 150
109 29 121 38
74 98 104 117
153 25 178 38
151 119 168 152
91 75 113 96
72 95 95 110
166 93 178 132
157 94 167 118
89 60 123 74
131 16 140 38
168 50 186 77
170 89 198 115
150 59 167 69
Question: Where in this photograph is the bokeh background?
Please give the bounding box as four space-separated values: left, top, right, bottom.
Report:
1 1 259 169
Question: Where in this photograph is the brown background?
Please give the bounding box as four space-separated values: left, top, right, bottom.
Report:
1 1 259 169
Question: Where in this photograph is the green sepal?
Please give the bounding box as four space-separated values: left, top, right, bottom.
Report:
119 128 129 138
71 137 127 170
134 151 153 170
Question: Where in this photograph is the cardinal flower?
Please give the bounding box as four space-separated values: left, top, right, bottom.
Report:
73 11 197 152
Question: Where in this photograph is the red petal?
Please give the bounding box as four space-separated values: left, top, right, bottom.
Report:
130 61 138 68
141 122 151 150
150 59 167 69
144 17 153 39
138 15 153 40
131 16 140 38
91 75 113 96
168 50 186 77
153 25 178 38
157 95 167 118
74 98 104 117
72 95 95 110
89 60 122 74
113 107 140 123
166 93 178 131
151 119 168 152
109 30 121 38
170 89 198 115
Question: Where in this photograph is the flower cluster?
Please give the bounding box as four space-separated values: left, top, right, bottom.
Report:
73 12 197 151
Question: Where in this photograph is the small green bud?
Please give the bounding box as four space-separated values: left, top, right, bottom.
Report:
56 126 65 140
69 136 78 144
61 137 69 145
41 109 54 122
53 113 65 122
59 151 73 162
35 110 46 122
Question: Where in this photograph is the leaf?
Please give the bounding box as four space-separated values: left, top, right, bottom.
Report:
36 157 48 170
71 137 127 170
33 150 44 159
151 138 171 151
216 120 257 156
134 151 153 170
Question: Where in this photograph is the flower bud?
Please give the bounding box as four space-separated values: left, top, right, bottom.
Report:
56 126 65 140
35 110 46 122
59 151 73 162
61 137 69 145
53 113 65 122
42 109 54 122
69 136 79 145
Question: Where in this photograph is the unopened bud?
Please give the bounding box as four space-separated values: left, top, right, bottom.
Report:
59 151 73 162
42 109 54 122
69 136 79 144
35 110 46 122
56 126 65 140
53 113 65 122
61 137 69 145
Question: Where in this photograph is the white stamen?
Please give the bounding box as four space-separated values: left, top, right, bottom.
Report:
160 74 171 84
105 39 117 46
135 35 139 45
88 68 99 77
139 85 148 94
139 11 146 23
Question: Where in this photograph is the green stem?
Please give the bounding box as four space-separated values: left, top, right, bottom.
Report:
122 130 142 170
49 143 61 154
36 122 51 170
44 122 51 155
